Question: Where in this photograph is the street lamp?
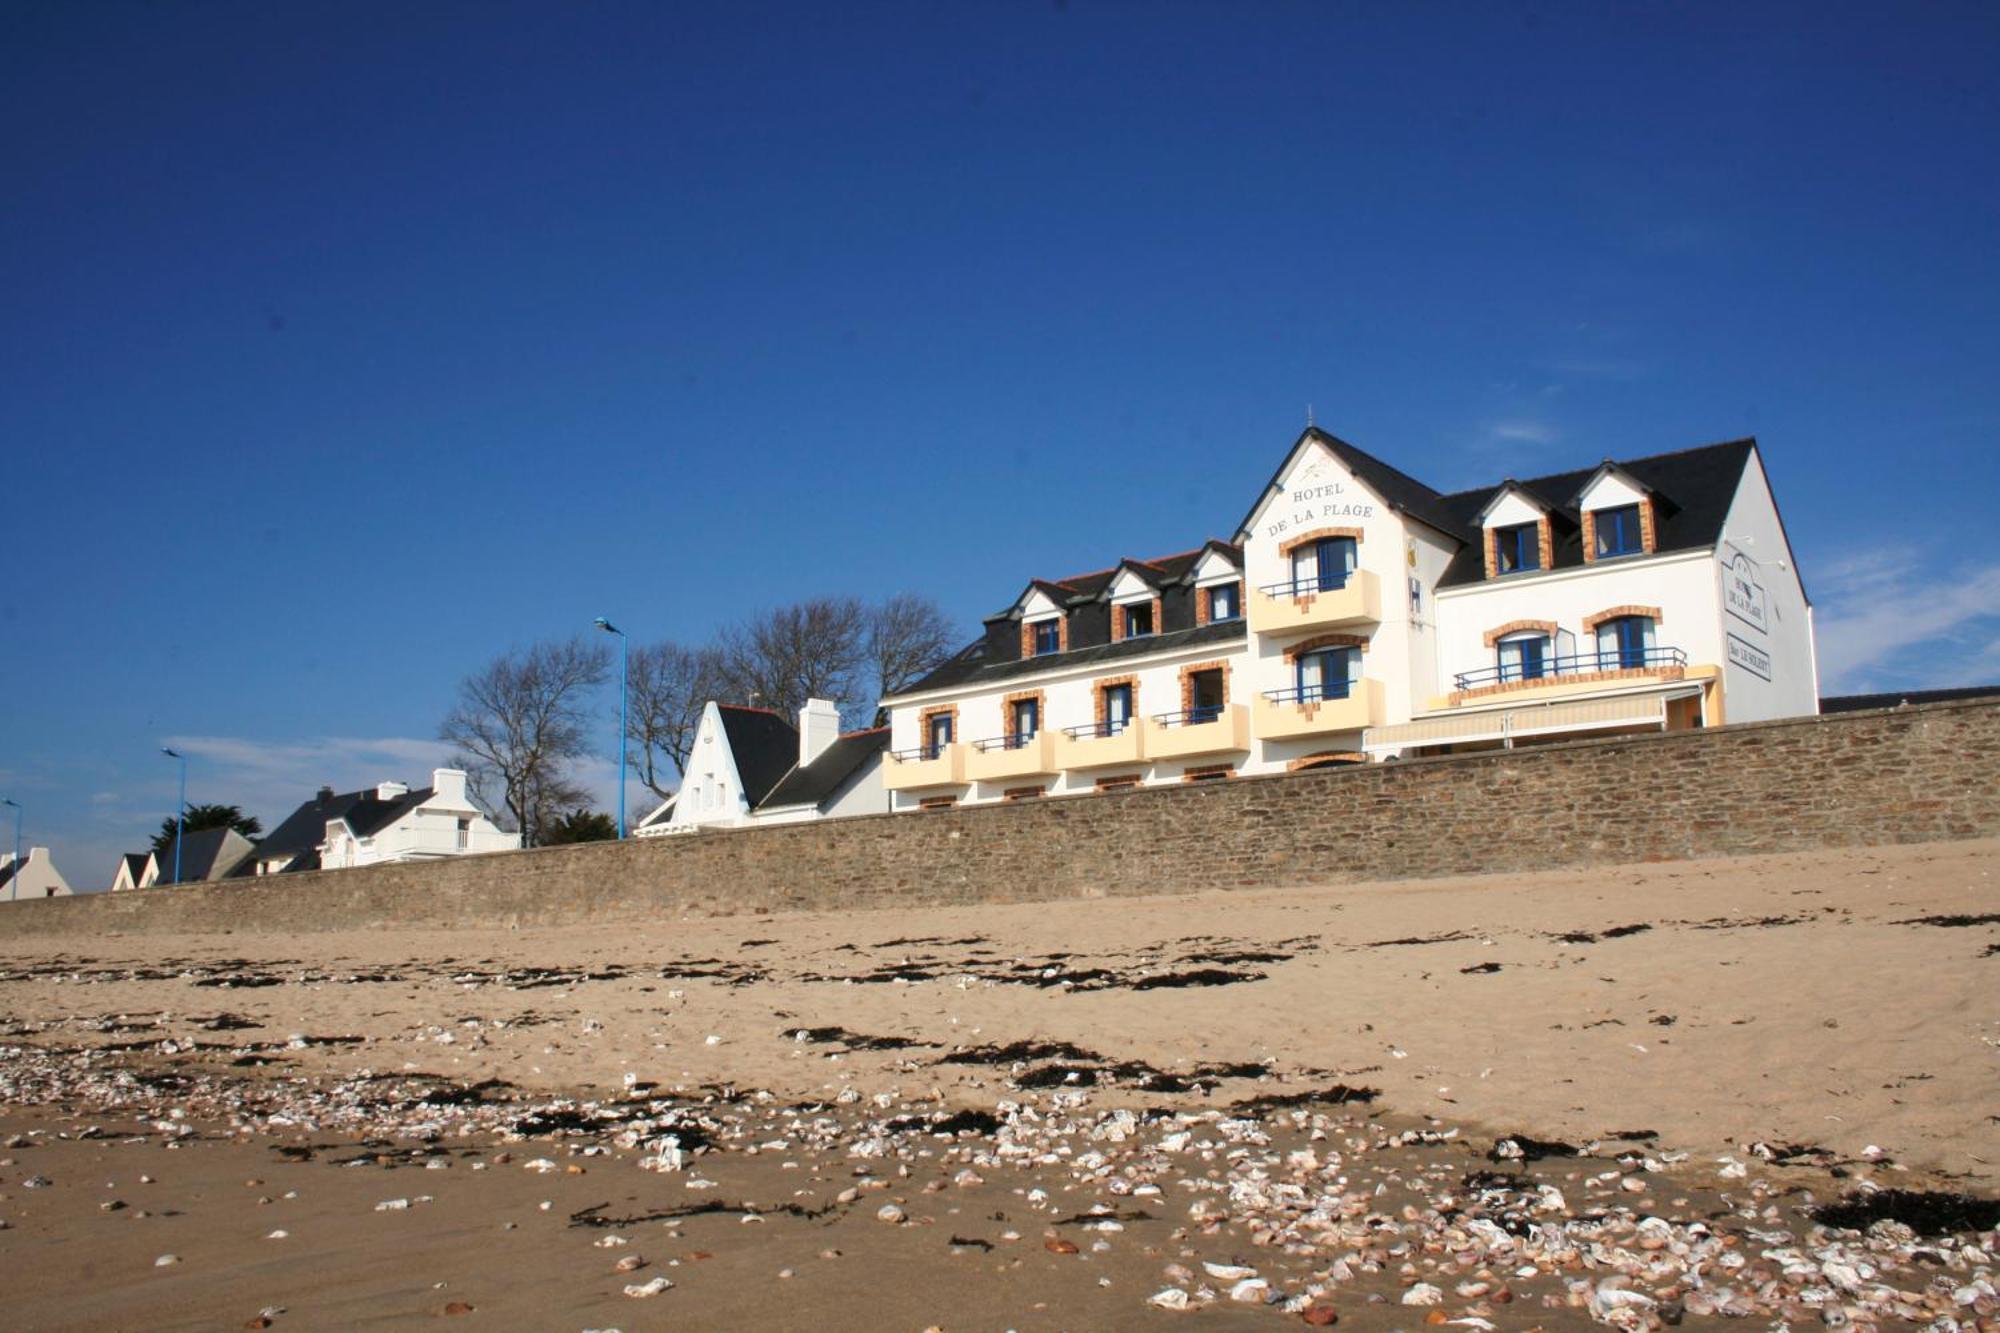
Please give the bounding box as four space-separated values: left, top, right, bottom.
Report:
593 618 629 839
1 798 19 902
161 747 186 885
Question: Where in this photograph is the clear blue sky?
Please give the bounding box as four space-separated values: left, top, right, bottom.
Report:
4 1 1997 886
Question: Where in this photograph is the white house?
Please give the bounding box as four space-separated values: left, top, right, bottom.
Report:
635 698 890 835
247 767 518 874
0 847 74 901
879 428 1816 809
139 827 257 886
110 852 148 892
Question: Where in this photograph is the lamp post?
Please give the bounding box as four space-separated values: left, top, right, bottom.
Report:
1 798 19 902
593 618 628 839
161 747 186 885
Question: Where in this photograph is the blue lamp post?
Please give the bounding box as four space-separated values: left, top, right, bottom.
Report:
593 618 628 839
1 798 19 902
161 747 186 885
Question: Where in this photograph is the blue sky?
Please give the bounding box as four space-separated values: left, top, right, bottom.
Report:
3 1 1997 886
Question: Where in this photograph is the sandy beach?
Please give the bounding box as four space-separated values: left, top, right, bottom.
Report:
1 839 1995 1329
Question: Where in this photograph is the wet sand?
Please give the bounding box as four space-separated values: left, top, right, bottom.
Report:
1 838 1996 1329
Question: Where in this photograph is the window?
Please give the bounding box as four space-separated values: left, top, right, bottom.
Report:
1206 582 1240 621
1596 615 1655 670
1183 764 1233 783
1031 618 1062 656
1594 505 1643 558
1494 523 1540 574
1291 537 1356 592
1295 646 1357 702
455 817 471 849
925 712 954 759
918 795 958 811
1188 668 1226 723
1010 696 1040 745
1496 633 1549 683
1096 773 1142 792
1123 603 1155 638
1102 682 1133 734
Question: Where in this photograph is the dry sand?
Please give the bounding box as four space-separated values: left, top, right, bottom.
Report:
1 838 1995 1329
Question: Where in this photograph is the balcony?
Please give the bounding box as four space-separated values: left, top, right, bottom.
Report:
1449 646 1688 703
1054 719 1145 770
1247 568 1381 636
1253 678 1385 740
964 730 1058 783
1143 704 1250 760
881 742 968 792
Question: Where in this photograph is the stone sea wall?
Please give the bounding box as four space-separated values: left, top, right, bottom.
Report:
4 698 1996 938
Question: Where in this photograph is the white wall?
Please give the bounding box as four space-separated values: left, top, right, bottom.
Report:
1 848 73 900
1714 450 1818 722
662 703 755 832
322 768 519 868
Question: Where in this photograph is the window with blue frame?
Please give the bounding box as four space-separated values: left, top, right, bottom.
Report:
1010 696 1040 745
1295 646 1356 702
1497 633 1549 683
1595 615 1655 670
1493 523 1541 574
1101 683 1133 734
1594 505 1643 558
1187 668 1226 722
1290 537 1356 592
1206 582 1240 621
1123 602 1155 637
924 712 953 759
1031 619 1062 656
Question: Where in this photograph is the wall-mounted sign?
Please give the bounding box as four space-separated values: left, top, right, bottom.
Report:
1726 632 1773 682
1722 548 1768 635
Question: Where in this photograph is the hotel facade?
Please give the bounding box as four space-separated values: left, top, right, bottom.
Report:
879 428 1815 809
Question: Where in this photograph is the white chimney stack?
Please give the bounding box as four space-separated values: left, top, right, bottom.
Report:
376 780 410 800
431 768 469 806
799 697 840 767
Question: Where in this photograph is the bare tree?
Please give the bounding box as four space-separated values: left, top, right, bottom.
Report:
715 597 870 721
439 636 610 847
868 593 958 723
624 641 724 800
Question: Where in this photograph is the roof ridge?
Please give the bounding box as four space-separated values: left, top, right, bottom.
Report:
718 703 785 717
838 725 890 737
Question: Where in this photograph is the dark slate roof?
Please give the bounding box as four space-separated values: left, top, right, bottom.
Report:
0 859 17 890
247 784 435 874
1000 540 1243 617
716 705 800 809
120 852 148 883
758 728 891 811
897 618 1248 698
158 827 253 882
1820 685 2000 714
1233 428 1461 541
1435 439 1757 588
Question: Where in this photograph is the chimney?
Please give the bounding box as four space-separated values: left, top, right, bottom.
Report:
376 780 409 800
798 697 840 767
317 785 334 806
430 768 469 807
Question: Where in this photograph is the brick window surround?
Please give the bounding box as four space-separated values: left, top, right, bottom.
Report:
1482 619 1559 648
1178 659 1233 714
1288 751 1367 771
1193 580 1243 627
1003 786 1047 801
1182 763 1235 782
1095 773 1143 791
1093 674 1140 730
1001 688 1047 739
1282 632 1369 662
1109 596 1163 644
917 704 959 753
1019 615 1068 658
1483 516 1554 579
1581 496 1658 563
1277 526 1364 558
1582 605 1664 632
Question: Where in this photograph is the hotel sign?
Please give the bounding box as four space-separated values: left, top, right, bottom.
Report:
1722 548 1768 634
1727 633 1773 681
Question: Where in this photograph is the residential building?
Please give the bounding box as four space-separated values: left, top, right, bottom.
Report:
0 847 73 900
110 852 149 892
634 698 890 835
246 768 517 874
880 428 1815 808
139 827 257 886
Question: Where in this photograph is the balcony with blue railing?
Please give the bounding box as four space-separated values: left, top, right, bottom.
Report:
1054 718 1145 769
1253 676 1384 738
1247 566 1381 635
1451 645 1688 695
883 740 967 791
1144 703 1250 759
965 728 1057 781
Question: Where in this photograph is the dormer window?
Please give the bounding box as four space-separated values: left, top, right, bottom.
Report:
1493 523 1541 574
1205 583 1240 622
1030 619 1062 656
1123 603 1155 638
1594 505 1643 558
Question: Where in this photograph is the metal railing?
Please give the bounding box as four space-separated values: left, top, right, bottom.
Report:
972 730 1040 752
1258 570 1353 599
1151 706 1227 727
1452 645 1687 692
890 744 953 763
1262 681 1356 705
1061 720 1135 739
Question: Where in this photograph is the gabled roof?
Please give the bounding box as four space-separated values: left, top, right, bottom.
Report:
716 705 800 809
758 728 891 811
993 542 1240 619
1566 460 1653 508
251 784 435 871
156 827 255 883
1473 479 1555 525
1233 427 1461 542
119 852 148 882
894 619 1248 698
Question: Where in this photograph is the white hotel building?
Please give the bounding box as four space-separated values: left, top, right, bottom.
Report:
879 428 1815 808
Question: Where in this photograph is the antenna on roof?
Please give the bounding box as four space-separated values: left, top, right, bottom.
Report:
1306 403 1315 428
